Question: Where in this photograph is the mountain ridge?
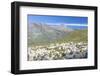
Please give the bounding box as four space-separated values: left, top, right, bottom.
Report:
28 23 73 45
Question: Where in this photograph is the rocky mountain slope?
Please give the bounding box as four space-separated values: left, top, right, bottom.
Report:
28 23 73 45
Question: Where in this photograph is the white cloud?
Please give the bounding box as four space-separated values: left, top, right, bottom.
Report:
46 23 87 26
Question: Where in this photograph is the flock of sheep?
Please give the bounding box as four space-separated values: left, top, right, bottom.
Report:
28 42 88 61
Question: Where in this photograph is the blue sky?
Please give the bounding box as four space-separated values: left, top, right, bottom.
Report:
28 15 88 29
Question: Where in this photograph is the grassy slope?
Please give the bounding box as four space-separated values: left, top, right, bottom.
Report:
54 29 88 43
29 29 88 46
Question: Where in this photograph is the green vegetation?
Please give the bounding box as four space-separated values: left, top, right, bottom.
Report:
28 29 88 46
54 29 88 43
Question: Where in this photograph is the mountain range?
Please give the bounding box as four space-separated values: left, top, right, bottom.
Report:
28 23 74 45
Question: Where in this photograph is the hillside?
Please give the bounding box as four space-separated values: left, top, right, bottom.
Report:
55 29 88 43
28 23 73 46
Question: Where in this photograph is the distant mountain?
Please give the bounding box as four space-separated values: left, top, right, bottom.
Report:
50 24 73 32
28 23 73 45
